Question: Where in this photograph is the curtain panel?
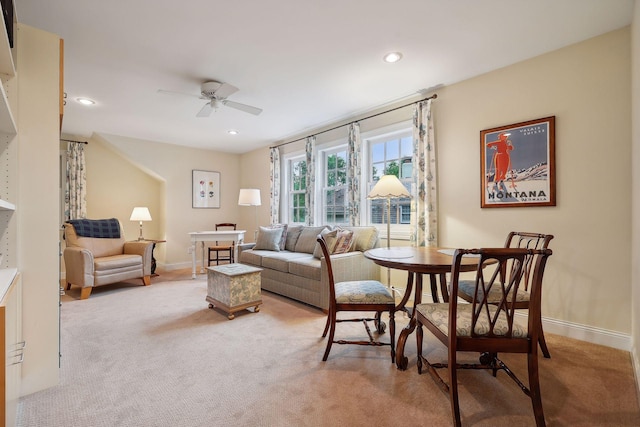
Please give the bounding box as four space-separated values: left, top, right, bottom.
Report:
305 136 316 226
269 147 281 224
64 141 87 221
411 99 438 246
347 122 362 226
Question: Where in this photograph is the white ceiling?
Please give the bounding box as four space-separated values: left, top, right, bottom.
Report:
16 0 634 154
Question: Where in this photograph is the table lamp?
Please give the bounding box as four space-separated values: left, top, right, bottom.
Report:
130 207 152 241
238 189 261 241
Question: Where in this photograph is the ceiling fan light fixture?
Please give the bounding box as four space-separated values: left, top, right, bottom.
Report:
383 52 403 63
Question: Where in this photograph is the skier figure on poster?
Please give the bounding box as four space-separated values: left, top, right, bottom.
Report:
487 132 516 191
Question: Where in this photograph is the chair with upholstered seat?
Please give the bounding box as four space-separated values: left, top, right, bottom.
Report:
417 247 552 427
208 223 237 266
63 218 153 299
316 235 396 362
456 231 554 358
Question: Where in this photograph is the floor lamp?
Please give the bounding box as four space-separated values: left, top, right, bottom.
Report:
367 175 411 289
238 189 261 241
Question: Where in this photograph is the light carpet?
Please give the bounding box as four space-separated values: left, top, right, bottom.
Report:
16 275 640 426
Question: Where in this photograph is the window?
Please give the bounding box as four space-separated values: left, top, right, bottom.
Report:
367 128 413 235
289 157 307 223
322 148 347 225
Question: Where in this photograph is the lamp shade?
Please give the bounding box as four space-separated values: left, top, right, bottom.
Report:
238 189 261 206
367 175 411 199
129 207 152 222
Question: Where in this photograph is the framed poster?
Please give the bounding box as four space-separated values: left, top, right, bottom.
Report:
480 116 556 208
192 170 220 208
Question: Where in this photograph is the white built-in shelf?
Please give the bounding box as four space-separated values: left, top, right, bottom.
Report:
0 83 15 135
0 198 15 210
0 268 16 300
0 9 15 77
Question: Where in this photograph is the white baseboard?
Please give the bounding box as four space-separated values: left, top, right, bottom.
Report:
541 316 632 351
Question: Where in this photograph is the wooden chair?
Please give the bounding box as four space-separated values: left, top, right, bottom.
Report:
207 223 237 266
317 235 396 362
416 247 552 427
456 232 554 358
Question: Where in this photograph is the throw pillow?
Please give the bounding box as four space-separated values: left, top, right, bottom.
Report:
332 227 354 254
294 226 329 254
285 225 303 251
313 229 338 258
254 226 284 251
267 223 288 250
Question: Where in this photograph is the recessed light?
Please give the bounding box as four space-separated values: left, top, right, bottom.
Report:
76 97 95 105
228 130 239 135
383 52 403 63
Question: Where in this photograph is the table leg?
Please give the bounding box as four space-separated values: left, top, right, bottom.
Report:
191 241 197 279
200 241 206 274
395 273 422 370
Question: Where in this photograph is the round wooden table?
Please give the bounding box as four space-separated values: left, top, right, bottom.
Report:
364 246 482 370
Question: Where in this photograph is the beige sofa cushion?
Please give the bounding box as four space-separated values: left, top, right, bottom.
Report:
285 226 303 251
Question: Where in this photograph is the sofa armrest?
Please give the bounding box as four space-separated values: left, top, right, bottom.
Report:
238 243 256 255
63 247 95 287
319 251 381 309
124 241 154 276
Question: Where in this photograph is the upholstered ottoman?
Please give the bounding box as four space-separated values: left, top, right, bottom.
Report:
206 263 262 320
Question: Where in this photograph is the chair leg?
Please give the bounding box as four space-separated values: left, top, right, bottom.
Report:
389 310 396 362
80 287 92 300
322 309 337 361
449 349 462 427
322 307 332 338
142 276 151 286
538 319 551 358
416 320 423 373
527 351 547 426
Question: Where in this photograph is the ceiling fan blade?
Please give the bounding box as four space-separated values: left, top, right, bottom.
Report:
157 89 203 99
214 82 239 99
196 102 214 117
223 100 263 116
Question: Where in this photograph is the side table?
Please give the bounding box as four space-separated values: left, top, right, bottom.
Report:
206 263 262 320
141 239 166 276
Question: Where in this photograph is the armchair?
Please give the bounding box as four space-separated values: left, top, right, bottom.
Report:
63 219 153 299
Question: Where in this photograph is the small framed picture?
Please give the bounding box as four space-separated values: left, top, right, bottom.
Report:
192 170 220 208
480 116 556 208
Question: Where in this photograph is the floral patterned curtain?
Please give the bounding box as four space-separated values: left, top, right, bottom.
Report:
410 99 438 246
65 141 87 221
269 147 280 224
347 122 361 225
305 136 316 225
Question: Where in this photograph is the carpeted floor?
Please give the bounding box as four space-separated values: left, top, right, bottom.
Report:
16 269 640 426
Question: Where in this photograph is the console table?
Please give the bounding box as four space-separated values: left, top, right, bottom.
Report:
189 230 246 278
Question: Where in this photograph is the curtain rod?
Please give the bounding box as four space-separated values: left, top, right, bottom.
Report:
60 139 88 144
269 93 437 149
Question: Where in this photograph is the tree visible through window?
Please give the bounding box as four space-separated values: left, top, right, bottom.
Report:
323 150 347 225
290 158 307 223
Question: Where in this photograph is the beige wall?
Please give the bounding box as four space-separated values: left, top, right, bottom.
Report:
631 0 639 388
437 28 631 336
17 24 61 395
83 135 164 251
90 134 241 269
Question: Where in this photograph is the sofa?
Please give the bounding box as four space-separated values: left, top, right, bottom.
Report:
63 219 154 299
238 225 381 310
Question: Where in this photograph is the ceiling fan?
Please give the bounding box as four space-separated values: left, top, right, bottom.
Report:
158 81 263 117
